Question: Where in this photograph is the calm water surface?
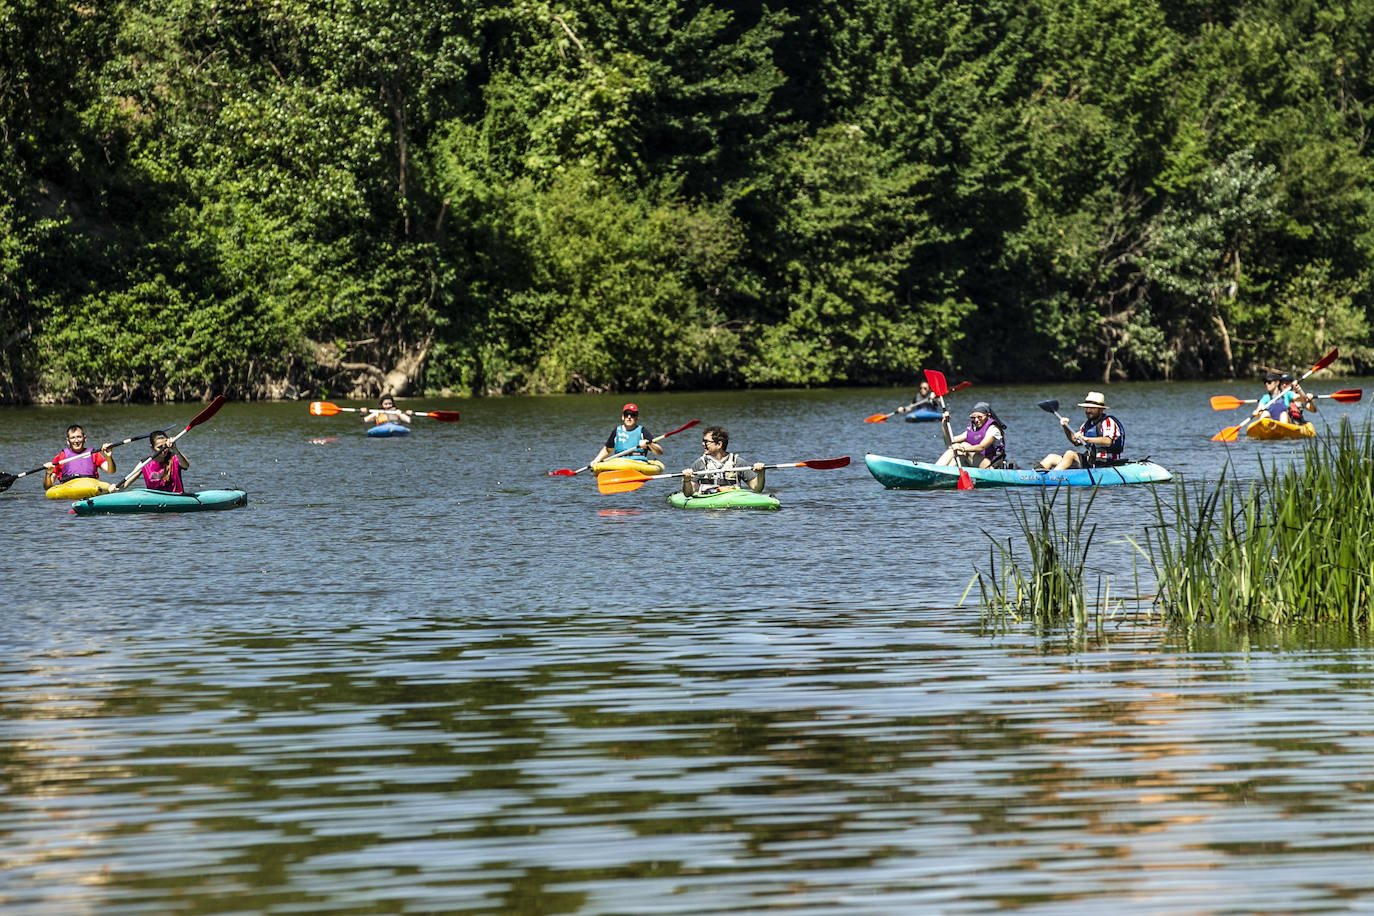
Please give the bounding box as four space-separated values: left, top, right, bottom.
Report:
3 382 1374 914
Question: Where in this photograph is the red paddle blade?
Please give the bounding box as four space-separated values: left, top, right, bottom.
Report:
1210 395 1244 411
800 456 851 470
1328 388 1363 403
663 419 702 437
309 401 340 416
187 395 227 430
957 467 974 490
547 468 577 477
950 381 972 392
923 369 949 398
597 470 655 494
422 410 461 421
863 413 889 423
1308 347 1339 376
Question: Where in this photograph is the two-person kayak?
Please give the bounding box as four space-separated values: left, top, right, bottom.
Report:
864 454 1173 489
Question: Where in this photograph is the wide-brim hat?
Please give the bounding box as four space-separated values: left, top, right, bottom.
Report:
1075 391 1108 409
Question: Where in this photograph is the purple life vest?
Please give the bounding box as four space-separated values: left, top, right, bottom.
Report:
964 418 1006 464
57 447 100 480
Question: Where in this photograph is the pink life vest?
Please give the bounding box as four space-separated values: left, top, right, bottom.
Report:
142 455 184 493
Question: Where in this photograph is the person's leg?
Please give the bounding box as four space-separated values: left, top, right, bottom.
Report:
1054 451 1083 471
935 448 955 466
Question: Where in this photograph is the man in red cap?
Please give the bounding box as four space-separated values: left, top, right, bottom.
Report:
590 403 664 466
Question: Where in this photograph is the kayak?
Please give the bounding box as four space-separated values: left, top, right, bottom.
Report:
71 489 248 516
903 407 943 423
592 457 666 475
367 422 411 437
1246 418 1316 440
45 478 114 500
865 453 1173 489
668 488 781 510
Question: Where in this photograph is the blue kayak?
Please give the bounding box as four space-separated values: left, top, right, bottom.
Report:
865 454 1173 489
72 489 249 515
903 407 943 423
367 422 411 437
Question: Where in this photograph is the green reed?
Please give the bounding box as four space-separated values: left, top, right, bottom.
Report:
973 486 1106 628
1133 417 1374 630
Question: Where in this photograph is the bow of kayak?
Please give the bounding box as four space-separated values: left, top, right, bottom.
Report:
865 454 1173 489
366 422 411 437
46 478 115 500
902 407 943 423
592 457 666 475
71 489 249 515
1246 418 1316 440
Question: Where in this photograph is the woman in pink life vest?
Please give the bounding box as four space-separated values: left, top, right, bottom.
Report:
43 425 115 491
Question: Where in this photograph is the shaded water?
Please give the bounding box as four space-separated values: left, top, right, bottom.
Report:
3 382 1374 913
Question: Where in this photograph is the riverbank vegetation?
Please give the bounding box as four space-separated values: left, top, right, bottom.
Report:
978 420 1374 631
4 0 1374 402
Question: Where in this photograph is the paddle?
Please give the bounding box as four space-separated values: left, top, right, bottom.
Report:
547 419 701 476
1209 388 1361 411
597 456 851 495
0 426 176 493
1213 347 1339 442
114 396 227 491
863 382 971 422
309 401 460 422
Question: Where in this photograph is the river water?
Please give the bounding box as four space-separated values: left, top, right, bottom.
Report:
3 381 1374 914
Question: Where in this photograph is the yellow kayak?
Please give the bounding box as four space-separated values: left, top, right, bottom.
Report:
591 457 665 475
1246 418 1316 440
46 478 115 499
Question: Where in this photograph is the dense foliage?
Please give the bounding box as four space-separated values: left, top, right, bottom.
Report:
3 0 1374 401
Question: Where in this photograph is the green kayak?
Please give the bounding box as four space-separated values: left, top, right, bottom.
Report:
668 488 780 510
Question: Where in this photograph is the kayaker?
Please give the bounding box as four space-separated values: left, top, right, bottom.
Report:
1039 391 1126 470
42 425 115 490
141 431 189 493
590 403 664 465
936 402 1007 468
894 381 939 416
1264 371 1316 423
360 394 410 426
682 426 766 496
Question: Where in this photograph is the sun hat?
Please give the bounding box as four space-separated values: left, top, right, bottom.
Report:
1075 391 1108 409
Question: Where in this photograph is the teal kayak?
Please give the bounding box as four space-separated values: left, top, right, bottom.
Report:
865 454 1173 489
668 488 780 510
72 489 249 515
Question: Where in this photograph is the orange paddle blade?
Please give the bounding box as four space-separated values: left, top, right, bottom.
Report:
597 470 655 494
863 413 890 423
1212 424 1242 443
310 401 341 416
1210 395 1246 410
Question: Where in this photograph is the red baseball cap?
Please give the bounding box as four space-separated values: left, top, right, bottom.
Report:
622 403 639 413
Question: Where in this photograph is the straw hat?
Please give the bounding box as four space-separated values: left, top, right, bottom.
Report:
1075 391 1108 409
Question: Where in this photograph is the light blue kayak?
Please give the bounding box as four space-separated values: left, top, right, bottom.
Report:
865 454 1173 489
367 422 411 437
72 489 249 515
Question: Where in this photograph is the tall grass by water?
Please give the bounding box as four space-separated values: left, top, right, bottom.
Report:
977 419 1374 631
1136 418 1374 629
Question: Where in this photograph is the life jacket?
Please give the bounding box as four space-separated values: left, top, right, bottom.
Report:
964 417 1006 466
1261 392 1292 421
693 452 747 493
56 447 100 480
1080 414 1125 466
612 425 649 455
142 455 183 493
